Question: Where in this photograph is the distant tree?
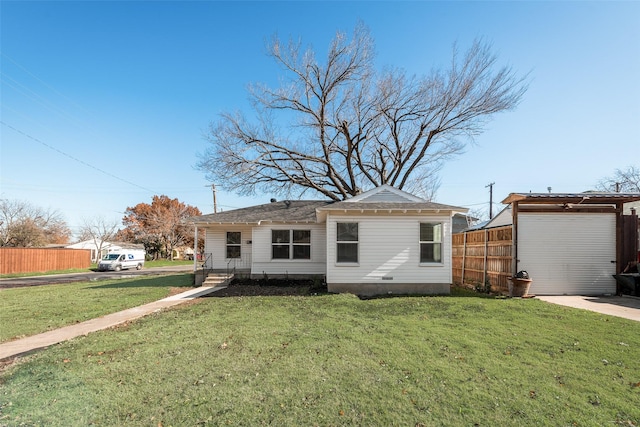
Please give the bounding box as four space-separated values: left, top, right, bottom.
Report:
77 216 120 261
198 24 528 201
120 195 201 260
596 166 640 192
0 199 71 247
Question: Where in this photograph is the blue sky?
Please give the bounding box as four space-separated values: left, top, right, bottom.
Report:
1 1 639 237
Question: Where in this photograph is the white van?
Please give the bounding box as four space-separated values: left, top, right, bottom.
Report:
97 250 146 271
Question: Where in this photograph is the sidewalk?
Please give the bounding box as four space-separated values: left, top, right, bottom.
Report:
0 285 224 361
537 295 640 322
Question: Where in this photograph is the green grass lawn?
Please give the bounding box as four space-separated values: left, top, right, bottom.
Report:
0 274 194 343
1 290 639 426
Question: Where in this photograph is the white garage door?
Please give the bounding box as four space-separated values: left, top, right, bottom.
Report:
517 213 616 295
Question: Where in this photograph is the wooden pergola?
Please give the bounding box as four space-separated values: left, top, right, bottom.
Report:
502 193 640 274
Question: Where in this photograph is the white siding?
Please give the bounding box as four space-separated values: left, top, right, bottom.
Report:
326 214 452 284
203 225 253 270
518 213 616 295
251 224 326 276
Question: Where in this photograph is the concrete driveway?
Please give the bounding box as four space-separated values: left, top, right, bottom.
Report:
537 295 640 322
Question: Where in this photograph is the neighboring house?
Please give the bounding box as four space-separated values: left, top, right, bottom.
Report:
190 185 467 296
452 212 479 234
66 240 144 262
461 206 513 232
499 192 640 295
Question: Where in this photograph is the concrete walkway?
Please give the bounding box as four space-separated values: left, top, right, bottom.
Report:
537 295 640 322
0 285 224 361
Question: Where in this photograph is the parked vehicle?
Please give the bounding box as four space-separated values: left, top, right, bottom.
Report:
97 250 146 271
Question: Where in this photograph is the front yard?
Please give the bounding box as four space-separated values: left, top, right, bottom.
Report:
1 286 638 426
0 274 194 343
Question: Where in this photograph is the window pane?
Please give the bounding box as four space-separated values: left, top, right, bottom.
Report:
433 224 442 242
420 243 442 263
293 230 310 243
420 223 442 242
226 245 241 259
420 223 433 242
227 232 241 245
272 245 289 259
337 242 358 263
337 223 358 241
272 230 290 243
293 245 311 259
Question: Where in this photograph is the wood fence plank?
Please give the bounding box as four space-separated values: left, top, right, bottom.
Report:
0 248 91 275
452 225 513 293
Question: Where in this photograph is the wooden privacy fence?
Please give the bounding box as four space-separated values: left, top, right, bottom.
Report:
452 226 513 294
0 248 91 275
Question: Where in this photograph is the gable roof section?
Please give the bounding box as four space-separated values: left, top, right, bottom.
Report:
317 185 467 221
190 200 332 225
345 184 426 203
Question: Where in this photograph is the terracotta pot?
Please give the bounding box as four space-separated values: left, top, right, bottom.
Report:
508 277 533 297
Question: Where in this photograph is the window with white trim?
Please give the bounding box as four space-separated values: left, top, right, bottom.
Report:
336 222 358 263
272 230 311 260
226 231 241 259
420 223 442 263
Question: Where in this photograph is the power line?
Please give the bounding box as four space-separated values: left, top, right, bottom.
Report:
1 121 158 194
1 52 90 114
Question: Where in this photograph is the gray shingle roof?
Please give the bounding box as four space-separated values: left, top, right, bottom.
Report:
190 199 466 226
190 200 333 224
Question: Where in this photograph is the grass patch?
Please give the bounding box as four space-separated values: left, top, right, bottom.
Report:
0 274 194 343
144 260 194 268
1 293 639 425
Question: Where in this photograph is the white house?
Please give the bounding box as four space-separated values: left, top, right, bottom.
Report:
190 185 467 296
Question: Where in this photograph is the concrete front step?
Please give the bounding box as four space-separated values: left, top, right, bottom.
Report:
202 274 234 287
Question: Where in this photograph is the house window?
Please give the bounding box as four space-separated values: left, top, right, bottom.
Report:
226 232 241 259
272 230 311 260
337 222 358 263
420 223 442 263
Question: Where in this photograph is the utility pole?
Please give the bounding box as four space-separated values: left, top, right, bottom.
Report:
486 182 495 219
205 184 218 213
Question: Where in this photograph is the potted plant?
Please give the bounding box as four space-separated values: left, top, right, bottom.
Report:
508 270 533 297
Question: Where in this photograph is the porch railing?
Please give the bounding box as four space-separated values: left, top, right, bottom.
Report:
196 253 213 287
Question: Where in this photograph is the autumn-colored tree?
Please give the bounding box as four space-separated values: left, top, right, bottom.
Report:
0 199 71 247
120 195 201 260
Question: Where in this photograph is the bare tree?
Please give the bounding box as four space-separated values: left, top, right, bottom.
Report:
596 166 640 192
77 216 120 261
0 199 71 247
198 24 528 201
